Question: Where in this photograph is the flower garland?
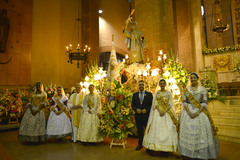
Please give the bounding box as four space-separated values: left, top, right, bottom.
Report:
98 80 135 139
202 44 240 55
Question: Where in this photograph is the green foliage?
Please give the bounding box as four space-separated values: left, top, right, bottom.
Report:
234 60 240 72
98 80 135 139
163 51 190 88
200 76 224 102
202 44 240 55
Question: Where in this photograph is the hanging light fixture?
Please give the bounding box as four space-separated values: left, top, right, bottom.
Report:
211 0 229 33
65 0 90 68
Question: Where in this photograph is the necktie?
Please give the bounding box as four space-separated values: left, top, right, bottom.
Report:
140 92 143 104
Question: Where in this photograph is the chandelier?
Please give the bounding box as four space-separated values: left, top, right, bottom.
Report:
65 0 90 68
211 0 229 33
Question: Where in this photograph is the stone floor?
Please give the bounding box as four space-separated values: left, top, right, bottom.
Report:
0 129 240 160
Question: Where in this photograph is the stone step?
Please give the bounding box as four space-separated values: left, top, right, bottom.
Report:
212 110 240 118
216 125 240 139
218 135 240 143
212 116 240 127
209 106 240 113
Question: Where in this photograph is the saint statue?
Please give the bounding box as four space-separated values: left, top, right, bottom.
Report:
0 9 10 53
123 10 145 64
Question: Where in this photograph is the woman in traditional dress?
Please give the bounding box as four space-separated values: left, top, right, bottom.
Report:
46 86 72 139
77 84 103 142
18 82 48 143
143 79 178 153
179 72 219 159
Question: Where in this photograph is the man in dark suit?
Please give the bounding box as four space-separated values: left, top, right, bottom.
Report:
132 80 153 151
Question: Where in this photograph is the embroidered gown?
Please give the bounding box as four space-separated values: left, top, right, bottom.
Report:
179 85 219 159
143 90 178 152
77 93 103 142
18 92 48 142
46 95 72 138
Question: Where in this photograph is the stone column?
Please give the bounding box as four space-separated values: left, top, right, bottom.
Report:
134 0 176 64
82 0 99 72
190 0 205 72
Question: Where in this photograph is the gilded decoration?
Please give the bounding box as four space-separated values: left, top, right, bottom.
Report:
213 55 232 72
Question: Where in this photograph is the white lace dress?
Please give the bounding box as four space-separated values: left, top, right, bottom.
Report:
179 85 219 159
143 90 178 152
77 93 103 142
46 95 72 138
18 92 48 142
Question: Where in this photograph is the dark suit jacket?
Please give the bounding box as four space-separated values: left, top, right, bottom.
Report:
131 91 153 120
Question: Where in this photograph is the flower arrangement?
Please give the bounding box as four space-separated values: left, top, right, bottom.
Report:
0 89 31 123
99 80 135 139
234 60 240 72
200 76 224 102
162 52 190 116
163 54 190 88
202 44 240 55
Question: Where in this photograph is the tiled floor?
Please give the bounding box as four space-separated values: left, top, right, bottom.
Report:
0 129 240 160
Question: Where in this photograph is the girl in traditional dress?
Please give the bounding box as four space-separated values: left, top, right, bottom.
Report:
46 86 72 139
18 82 48 143
179 72 219 159
77 84 103 142
143 79 178 152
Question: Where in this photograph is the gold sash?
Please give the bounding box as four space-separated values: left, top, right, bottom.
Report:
72 93 83 127
184 88 218 136
156 95 179 133
54 95 72 120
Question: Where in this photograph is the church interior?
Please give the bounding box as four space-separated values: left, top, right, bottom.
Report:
0 0 240 159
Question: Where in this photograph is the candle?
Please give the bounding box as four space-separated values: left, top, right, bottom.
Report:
125 54 129 59
163 54 167 59
159 50 163 55
88 47 91 52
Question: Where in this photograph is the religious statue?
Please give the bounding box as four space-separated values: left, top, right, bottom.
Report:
0 9 10 53
123 9 145 64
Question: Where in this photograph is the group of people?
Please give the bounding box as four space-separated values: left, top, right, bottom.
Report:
18 83 103 144
18 72 220 159
131 72 219 159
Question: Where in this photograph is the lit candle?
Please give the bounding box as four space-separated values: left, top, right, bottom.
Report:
143 70 148 77
88 47 91 52
77 44 80 50
99 67 103 74
69 44 72 50
159 50 163 55
66 46 69 51
85 45 88 48
137 70 142 75
123 59 126 63
163 54 167 59
146 63 151 70
125 54 129 59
